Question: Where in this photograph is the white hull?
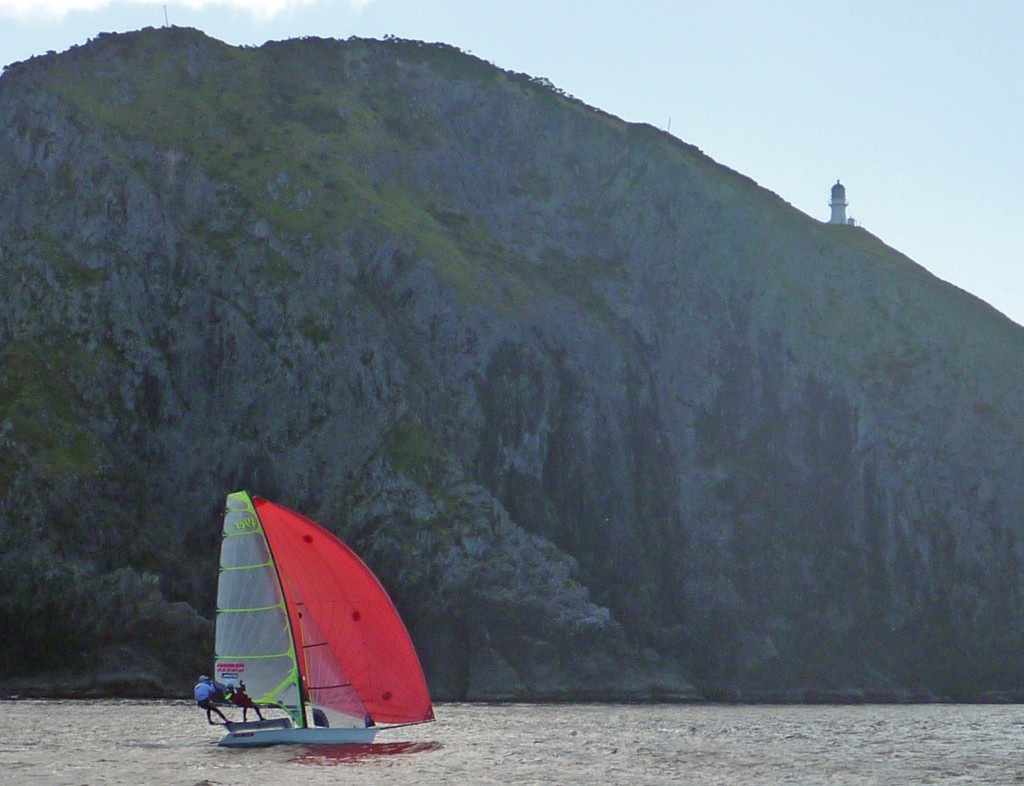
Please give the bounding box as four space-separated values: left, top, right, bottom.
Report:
218 724 379 747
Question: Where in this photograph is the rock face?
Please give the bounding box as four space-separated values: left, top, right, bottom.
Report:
2 28 1024 701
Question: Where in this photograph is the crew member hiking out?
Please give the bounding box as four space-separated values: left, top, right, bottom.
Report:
194 675 229 725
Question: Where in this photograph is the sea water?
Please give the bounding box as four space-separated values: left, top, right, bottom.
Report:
1 700 1023 785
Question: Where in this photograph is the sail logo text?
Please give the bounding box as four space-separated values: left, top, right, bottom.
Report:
234 516 259 532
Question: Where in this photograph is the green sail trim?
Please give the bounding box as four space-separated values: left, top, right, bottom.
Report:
220 559 274 571
219 603 290 614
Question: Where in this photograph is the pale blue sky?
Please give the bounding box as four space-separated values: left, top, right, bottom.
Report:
3 1 1023 326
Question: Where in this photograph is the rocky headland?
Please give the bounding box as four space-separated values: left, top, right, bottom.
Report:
2 28 1023 703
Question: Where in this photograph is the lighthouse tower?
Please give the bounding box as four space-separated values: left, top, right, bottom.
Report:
828 180 848 224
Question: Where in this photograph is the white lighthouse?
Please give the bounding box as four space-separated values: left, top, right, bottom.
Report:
828 180 848 224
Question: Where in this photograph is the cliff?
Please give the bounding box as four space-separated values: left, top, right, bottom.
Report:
2 27 1023 702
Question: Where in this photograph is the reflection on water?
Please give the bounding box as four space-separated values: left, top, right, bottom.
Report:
291 741 444 766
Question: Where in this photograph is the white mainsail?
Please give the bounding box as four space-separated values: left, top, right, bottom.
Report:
215 491 303 725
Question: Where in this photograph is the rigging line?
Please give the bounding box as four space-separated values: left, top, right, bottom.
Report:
375 720 436 731
308 681 354 690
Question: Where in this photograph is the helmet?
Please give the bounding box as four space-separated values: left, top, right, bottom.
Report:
198 675 209 681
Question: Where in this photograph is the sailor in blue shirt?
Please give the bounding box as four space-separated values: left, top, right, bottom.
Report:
194 675 230 725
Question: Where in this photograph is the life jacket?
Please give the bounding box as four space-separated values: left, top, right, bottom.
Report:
194 681 215 702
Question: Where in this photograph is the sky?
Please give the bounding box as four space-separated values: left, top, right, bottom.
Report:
2 0 1023 326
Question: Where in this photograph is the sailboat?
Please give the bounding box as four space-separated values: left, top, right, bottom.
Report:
213 490 434 747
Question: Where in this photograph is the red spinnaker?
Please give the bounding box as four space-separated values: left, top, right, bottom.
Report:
254 497 434 725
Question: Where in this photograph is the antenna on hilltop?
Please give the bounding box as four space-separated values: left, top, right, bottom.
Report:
163 5 169 27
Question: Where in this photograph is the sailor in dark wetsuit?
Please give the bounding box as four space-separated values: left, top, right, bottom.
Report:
224 680 264 722
194 675 229 724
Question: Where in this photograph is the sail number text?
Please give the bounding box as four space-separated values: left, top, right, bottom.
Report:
233 515 259 532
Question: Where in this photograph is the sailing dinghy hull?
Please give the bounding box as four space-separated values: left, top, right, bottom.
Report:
219 725 379 747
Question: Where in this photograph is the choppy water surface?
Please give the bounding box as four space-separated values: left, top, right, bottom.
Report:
2 700 1023 785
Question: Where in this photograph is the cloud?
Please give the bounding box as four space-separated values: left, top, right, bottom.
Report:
0 0 375 22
